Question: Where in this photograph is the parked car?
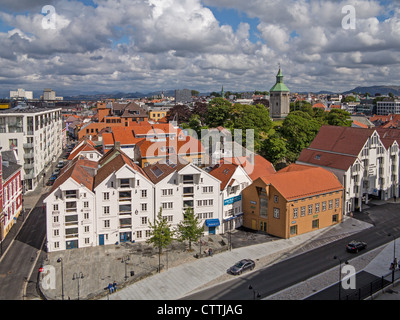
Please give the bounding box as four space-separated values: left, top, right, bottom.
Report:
56 161 65 168
53 169 60 176
227 259 255 275
46 179 55 186
346 240 367 253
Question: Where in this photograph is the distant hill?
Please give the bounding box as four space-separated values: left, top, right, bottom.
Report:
343 86 400 96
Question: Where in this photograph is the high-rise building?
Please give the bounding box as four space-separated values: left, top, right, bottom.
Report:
175 89 192 104
43 88 56 101
10 89 33 100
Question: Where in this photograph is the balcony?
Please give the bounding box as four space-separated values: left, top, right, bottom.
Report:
23 143 34 149
24 153 34 159
24 163 34 170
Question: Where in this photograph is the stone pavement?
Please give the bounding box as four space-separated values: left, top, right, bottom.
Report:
102 216 373 300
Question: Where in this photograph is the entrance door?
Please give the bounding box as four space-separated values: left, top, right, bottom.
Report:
99 234 105 246
209 227 216 235
120 232 131 242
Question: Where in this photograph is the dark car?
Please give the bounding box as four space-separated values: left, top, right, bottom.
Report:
227 259 255 275
346 240 367 253
46 179 55 186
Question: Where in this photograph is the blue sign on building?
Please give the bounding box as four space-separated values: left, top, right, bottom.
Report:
224 195 242 206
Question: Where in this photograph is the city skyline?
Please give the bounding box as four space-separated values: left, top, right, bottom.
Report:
0 0 398 96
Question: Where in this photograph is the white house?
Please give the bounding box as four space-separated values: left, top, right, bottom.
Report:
44 158 98 251
209 163 252 232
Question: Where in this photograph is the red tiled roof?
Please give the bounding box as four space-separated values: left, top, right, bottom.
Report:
260 164 343 200
209 163 239 190
221 154 275 181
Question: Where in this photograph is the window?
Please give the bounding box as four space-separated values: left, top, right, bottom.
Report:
273 208 280 219
162 202 173 210
65 202 77 212
53 204 59 211
293 208 298 219
141 217 148 225
315 203 320 213
312 219 319 229
103 192 110 201
120 178 130 188
119 204 131 213
329 200 333 210
53 216 59 223
119 191 131 201
274 195 279 203
322 201 327 211
308 204 313 215
301 206 306 217
84 212 89 220
54 229 59 237
141 203 147 212
290 225 297 235
85 238 90 244
65 190 77 199
162 189 173 196
103 206 110 215
202 186 213 193
332 214 339 223
335 198 340 208
54 242 59 249
136 231 142 239
141 190 147 198
104 220 110 228
84 226 89 233
84 201 89 208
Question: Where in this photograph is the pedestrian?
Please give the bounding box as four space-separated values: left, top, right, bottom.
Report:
208 248 213 256
108 282 114 294
113 280 117 292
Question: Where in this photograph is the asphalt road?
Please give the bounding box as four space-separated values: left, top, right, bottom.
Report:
0 194 47 300
183 203 400 300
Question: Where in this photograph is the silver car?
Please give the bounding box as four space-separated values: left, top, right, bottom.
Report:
227 259 255 275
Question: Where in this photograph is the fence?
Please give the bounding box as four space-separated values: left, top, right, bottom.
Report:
343 269 400 300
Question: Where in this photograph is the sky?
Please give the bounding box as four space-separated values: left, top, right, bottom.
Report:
0 0 399 97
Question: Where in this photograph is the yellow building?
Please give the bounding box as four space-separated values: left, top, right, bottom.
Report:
242 164 344 239
149 110 167 122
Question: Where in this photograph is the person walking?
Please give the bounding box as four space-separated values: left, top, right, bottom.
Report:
113 281 117 292
108 283 114 294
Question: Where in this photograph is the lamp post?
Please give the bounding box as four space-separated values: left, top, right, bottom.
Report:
388 233 397 283
248 285 261 300
333 255 348 300
121 256 130 280
72 272 84 300
57 258 64 300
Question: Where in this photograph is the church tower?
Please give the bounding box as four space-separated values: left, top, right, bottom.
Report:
270 67 290 119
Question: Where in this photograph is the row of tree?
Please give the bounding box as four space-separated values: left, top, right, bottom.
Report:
169 98 352 167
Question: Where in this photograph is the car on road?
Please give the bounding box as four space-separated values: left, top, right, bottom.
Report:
53 169 60 176
227 259 255 275
46 179 55 186
346 240 367 253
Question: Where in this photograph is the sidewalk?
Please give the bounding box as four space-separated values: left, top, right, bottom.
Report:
104 216 373 300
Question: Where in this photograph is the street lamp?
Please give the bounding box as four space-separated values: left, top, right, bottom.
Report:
333 255 348 300
248 285 261 300
388 233 397 283
121 255 130 280
57 258 64 300
72 272 84 300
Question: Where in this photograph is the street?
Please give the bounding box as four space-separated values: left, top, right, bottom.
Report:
183 203 400 300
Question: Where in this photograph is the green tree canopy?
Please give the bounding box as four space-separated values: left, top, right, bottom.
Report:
176 207 204 251
206 97 233 127
147 208 174 254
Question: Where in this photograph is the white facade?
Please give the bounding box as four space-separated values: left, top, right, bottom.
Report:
377 100 400 115
219 166 252 233
94 164 155 246
45 178 96 251
10 88 33 100
0 108 63 192
153 164 222 235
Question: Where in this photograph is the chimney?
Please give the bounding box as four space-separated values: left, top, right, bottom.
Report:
115 141 121 150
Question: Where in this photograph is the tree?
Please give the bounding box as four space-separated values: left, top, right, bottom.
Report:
192 102 208 124
176 207 204 251
147 208 174 255
324 109 352 127
168 104 192 123
206 97 233 128
260 133 288 165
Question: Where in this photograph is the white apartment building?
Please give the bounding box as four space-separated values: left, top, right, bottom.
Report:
377 100 400 115
209 163 252 232
44 146 224 252
0 107 63 192
44 158 98 251
144 160 222 235
297 126 399 214
10 88 33 100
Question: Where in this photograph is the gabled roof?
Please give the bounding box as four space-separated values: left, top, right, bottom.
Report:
297 148 357 171
259 164 343 201
48 158 98 194
142 158 189 184
220 154 275 181
94 149 148 189
68 141 100 160
209 163 238 190
102 127 144 146
306 125 375 156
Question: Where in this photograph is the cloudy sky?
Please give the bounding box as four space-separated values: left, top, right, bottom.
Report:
0 0 398 97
